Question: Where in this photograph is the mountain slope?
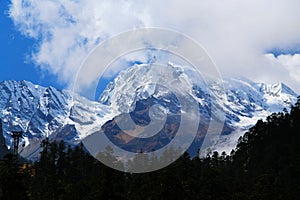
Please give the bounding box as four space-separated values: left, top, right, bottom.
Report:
0 80 111 160
0 64 298 159
97 63 298 155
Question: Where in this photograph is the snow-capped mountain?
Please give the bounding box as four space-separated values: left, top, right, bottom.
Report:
0 80 111 159
208 78 297 153
0 63 298 160
97 63 298 155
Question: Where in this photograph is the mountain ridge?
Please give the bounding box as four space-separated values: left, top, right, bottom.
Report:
0 64 298 159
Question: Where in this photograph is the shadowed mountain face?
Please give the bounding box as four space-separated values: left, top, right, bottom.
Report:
102 97 181 153
0 64 298 160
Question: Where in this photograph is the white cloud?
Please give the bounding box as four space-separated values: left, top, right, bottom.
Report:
9 0 149 86
265 53 300 88
277 54 300 83
8 0 300 93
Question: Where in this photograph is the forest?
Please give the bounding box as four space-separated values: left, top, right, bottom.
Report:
0 97 300 200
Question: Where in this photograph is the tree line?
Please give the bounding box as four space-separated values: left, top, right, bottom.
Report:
0 97 300 200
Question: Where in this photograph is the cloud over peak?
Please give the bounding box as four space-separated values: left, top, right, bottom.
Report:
9 0 300 93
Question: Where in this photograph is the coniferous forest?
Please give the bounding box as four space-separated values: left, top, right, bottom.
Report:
0 97 300 200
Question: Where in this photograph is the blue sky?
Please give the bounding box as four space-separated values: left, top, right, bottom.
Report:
0 1 64 90
2 0 300 96
0 1 145 99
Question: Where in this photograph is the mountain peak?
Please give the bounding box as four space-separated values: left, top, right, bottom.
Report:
258 82 297 97
0 64 298 159
99 63 192 113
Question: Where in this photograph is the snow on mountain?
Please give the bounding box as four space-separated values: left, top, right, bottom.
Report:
209 77 297 153
99 63 194 113
0 80 111 160
100 64 297 129
0 63 298 159
98 63 298 155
